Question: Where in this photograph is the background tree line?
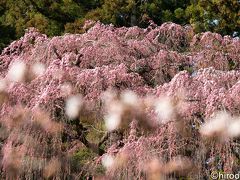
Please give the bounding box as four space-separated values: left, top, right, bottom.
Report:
0 0 239 52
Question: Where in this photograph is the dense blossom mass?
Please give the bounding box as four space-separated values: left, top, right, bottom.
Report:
0 21 240 179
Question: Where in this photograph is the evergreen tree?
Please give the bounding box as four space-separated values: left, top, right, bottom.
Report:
186 0 240 36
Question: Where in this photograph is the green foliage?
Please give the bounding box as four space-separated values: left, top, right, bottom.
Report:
70 146 106 176
93 0 192 27
186 0 240 36
85 121 105 144
70 147 97 176
72 148 95 165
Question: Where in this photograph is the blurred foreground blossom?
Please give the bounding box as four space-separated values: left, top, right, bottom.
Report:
104 113 121 131
120 90 139 107
7 60 27 82
101 90 117 105
102 91 124 131
8 106 29 129
113 151 129 168
227 118 240 138
154 96 175 123
145 158 163 180
31 62 46 77
199 111 240 139
43 158 61 178
145 157 194 180
2 143 24 178
165 156 194 175
0 78 8 105
65 94 83 119
101 154 115 169
103 90 141 131
103 90 157 132
200 111 230 138
33 108 62 134
0 77 7 91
